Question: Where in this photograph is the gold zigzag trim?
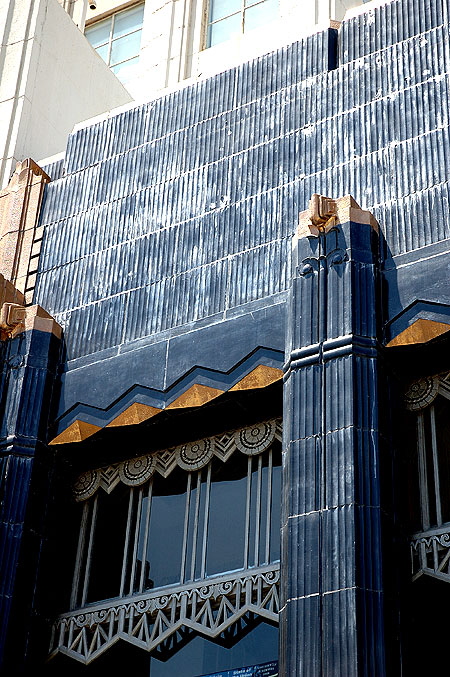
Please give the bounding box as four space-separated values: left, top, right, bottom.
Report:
166 384 224 409
230 365 283 391
106 403 161 427
49 366 283 444
387 318 450 347
48 420 101 445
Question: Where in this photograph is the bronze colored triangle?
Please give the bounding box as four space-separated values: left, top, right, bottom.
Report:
106 403 161 427
387 318 450 347
166 384 224 409
230 365 283 391
49 420 101 445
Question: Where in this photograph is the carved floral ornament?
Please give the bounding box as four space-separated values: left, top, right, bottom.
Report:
73 418 282 501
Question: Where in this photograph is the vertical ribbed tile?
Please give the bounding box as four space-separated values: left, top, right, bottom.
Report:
280 596 321 677
322 506 357 592
321 589 358 677
35 0 450 365
340 0 445 65
284 437 321 517
324 428 355 509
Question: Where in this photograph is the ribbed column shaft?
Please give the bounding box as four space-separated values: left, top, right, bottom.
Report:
280 203 386 676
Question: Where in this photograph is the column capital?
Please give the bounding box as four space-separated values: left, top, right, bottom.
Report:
297 193 379 239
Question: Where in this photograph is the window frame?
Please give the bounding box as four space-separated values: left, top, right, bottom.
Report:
84 2 145 79
205 0 278 49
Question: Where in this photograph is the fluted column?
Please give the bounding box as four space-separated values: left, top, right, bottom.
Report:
0 305 61 671
280 195 386 676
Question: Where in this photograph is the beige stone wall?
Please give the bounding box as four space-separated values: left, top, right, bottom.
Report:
83 0 367 101
0 0 132 188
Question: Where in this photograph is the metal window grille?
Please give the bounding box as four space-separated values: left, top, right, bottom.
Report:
49 419 282 665
406 375 450 583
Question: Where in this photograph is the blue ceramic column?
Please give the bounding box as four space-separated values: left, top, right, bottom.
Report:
281 195 386 676
0 311 61 671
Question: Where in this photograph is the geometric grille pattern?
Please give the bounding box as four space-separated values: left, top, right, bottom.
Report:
411 528 450 584
73 418 282 501
49 563 280 664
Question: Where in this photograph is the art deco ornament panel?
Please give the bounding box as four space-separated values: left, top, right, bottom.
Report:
73 418 282 501
50 564 280 665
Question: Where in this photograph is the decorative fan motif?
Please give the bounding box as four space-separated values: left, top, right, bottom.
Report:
73 470 100 502
234 421 275 455
176 438 215 470
73 418 282 501
119 454 155 485
404 376 439 410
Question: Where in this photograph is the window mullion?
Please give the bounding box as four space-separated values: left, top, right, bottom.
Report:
70 501 90 610
430 405 443 526
138 479 153 592
180 473 192 584
254 454 263 566
265 448 273 564
190 472 202 581
200 463 212 579
244 456 252 569
120 488 135 597
107 15 114 66
417 412 430 530
81 494 98 606
129 487 144 595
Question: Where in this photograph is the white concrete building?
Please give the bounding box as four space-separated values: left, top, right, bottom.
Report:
0 0 132 188
83 0 368 100
1 0 370 189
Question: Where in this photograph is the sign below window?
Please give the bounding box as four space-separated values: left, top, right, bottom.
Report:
198 660 278 677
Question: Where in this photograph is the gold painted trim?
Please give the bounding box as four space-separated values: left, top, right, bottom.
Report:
106 403 161 427
49 420 101 445
50 365 283 443
166 384 224 409
387 318 450 347
230 365 283 391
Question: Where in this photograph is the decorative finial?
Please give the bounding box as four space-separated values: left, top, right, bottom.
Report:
307 193 338 235
0 303 26 340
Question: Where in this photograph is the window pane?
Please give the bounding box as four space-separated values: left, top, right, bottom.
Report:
113 4 145 39
209 0 241 23
85 18 111 48
110 30 142 66
434 399 450 523
111 57 139 85
207 13 241 47
145 471 187 588
270 462 281 562
95 43 109 63
149 621 278 676
244 0 278 32
206 457 247 576
87 488 130 603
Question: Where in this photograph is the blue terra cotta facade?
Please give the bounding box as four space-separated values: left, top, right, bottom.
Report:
2 0 450 673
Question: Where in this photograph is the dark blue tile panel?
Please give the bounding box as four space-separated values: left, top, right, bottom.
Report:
339 0 446 65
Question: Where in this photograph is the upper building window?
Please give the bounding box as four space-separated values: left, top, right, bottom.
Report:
85 3 144 85
206 0 278 48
